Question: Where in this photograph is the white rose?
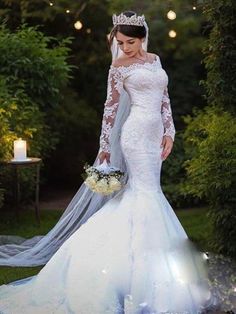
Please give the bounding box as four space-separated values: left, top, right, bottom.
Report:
92 173 98 180
85 176 97 189
95 179 108 193
109 177 122 191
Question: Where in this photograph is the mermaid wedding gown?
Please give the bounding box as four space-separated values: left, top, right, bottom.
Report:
0 54 218 313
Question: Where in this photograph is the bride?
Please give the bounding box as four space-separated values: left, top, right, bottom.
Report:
0 11 220 313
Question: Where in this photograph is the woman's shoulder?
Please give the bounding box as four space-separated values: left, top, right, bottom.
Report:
148 52 161 62
148 52 159 60
111 56 131 68
111 52 159 68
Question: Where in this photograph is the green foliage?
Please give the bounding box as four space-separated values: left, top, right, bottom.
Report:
182 106 236 257
187 0 236 258
0 24 72 207
0 82 57 203
161 132 188 207
0 83 53 160
162 130 205 208
0 24 72 109
201 0 236 114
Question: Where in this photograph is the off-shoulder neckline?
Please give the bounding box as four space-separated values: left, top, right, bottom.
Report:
110 54 159 70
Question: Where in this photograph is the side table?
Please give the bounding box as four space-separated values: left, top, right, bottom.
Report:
0 158 42 224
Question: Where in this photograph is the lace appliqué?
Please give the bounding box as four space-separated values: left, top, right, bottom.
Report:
99 66 124 153
161 87 175 141
110 56 161 74
99 55 176 153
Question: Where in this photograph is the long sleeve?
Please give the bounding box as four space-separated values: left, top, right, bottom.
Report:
99 66 124 153
157 55 176 141
161 87 176 141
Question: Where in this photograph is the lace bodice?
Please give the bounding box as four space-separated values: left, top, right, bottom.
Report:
99 54 175 154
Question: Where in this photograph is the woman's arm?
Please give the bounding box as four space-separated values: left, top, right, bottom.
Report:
160 88 175 160
157 55 176 160
98 65 124 163
161 87 176 141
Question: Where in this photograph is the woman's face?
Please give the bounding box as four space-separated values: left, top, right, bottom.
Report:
115 31 144 57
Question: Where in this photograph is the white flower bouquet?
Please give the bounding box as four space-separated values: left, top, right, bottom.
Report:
82 159 124 195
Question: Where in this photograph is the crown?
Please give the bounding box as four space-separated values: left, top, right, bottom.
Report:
112 13 145 27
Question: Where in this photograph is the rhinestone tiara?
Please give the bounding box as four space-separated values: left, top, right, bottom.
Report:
112 13 145 27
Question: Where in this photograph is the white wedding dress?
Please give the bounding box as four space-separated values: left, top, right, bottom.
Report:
0 54 219 313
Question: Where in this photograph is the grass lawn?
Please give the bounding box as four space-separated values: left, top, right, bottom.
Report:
0 207 214 285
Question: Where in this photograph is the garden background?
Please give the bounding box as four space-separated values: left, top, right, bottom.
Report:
0 0 235 296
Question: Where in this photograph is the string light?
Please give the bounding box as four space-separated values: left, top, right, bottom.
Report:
169 30 177 38
74 20 83 30
167 10 176 20
47 1 198 34
47 2 199 14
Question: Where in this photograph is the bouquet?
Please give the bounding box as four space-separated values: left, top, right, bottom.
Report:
82 159 124 195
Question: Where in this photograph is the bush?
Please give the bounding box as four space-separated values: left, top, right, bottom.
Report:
0 79 54 160
201 0 236 115
181 106 236 257
0 24 72 208
0 81 54 203
0 24 72 110
161 130 206 209
161 132 188 208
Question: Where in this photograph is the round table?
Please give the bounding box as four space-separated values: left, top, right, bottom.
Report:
0 158 42 224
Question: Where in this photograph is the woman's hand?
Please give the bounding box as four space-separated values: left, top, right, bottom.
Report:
160 135 173 160
98 151 111 164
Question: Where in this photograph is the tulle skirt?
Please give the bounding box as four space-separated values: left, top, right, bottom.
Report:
0 184 218 313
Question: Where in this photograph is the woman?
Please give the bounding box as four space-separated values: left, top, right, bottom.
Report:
0 11 220 313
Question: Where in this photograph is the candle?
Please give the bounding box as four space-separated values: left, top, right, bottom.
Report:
13 138 27 161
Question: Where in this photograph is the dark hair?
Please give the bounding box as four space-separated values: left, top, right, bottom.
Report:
109 11 146 47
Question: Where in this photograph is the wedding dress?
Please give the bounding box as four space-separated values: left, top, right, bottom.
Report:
0 54 220 313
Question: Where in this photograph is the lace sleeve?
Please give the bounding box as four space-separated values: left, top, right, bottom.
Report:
157 55 176 141
99 66 124 153
161 87 176 141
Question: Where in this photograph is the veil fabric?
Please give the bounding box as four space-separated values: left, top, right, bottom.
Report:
0 20 149 267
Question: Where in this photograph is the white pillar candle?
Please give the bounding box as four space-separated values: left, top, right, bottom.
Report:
14 138 27 161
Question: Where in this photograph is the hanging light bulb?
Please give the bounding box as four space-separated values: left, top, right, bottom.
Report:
167 10 176 20
66 9 70 14
74 20 83 30
193 6 197 10
86 28 91 34
49 2 53 6
169 30 177 38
